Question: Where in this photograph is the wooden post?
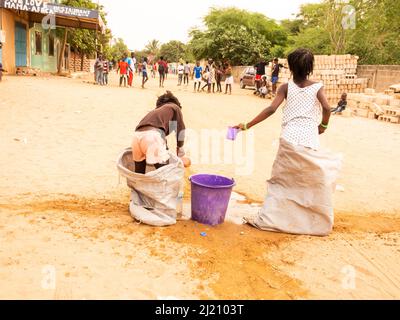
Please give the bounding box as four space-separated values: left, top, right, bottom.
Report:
73 49 76 72
81 51 85 71
57 28 68 75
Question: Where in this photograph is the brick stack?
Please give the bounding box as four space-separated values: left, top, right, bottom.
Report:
69 52 91 73
347 88 400 124
267 55 369 104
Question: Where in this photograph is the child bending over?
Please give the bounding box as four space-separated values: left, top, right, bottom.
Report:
132 91 186 174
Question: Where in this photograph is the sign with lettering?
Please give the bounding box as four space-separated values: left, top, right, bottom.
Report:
0 0 99 19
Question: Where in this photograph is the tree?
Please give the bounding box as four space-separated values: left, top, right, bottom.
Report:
134 50 149 64
99 28 113 60
345 0 400 64
283 2 341 55
159 40 188 62
204 7 287 47
59 0 110 73
284 0 400 64
57 28 69 74
108 38 129 62
280 19 302 35
285 26 332 56
188 7 286 65
190 25 271 65
145 39 161 56
68 28 96 71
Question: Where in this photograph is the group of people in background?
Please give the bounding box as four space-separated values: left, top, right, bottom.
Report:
177 61 191 86
253 58 286 99
93 51 289 100
116 54 168 89
117 52 139 87
94 54 113 86
111 54 236 94
190 59 234 95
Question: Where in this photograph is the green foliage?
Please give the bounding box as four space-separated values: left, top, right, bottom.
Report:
284 27 332 56
190 24 271 65
280 19 302 35
109 38 129 62
110 2 399 66
204 7 287 47
67 29 96 56
270 45 286 59
283 0 400 64
61 0 111 58
282 1 343 55
134 50 149 63
145 39 161 56
188 7 287 65
345 0 400 64
157 40 194 63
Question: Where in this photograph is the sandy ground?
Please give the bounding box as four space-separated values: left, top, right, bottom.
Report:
0 73 399 300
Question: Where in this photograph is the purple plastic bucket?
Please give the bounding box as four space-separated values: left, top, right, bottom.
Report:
189 174 236 226
227 127 239 141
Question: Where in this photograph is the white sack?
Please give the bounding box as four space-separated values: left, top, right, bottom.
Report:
117 148 184 227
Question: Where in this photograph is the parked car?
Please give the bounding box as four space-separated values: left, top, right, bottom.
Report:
240 67 256 89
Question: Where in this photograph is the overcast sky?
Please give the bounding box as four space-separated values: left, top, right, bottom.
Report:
99 0 321 51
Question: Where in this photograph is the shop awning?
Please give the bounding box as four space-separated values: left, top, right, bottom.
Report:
0 0 105 32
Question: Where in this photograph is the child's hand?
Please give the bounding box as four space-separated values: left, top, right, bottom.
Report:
177 147 185 158
180 157 192 168
233 124 245 131
318 125 326 135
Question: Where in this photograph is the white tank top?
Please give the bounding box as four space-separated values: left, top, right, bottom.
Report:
281 80 324 150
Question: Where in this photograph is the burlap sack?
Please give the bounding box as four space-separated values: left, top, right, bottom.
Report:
117 148 184 227
249 139 342 236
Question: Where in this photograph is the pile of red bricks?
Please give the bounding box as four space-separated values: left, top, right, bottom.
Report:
69 52 91 73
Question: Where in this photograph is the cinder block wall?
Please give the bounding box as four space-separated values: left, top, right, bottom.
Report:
357 65 400 92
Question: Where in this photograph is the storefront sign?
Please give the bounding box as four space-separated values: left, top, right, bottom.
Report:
0 0 99 19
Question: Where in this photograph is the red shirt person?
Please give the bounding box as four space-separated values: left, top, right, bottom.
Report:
157 56 168 88
118 59 129 87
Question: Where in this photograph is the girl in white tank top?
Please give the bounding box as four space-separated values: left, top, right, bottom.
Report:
232 49 342 236
234 49 331 149
281 80 324 150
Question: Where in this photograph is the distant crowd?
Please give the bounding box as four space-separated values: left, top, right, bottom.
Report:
93 53 236 94
187 59 234 95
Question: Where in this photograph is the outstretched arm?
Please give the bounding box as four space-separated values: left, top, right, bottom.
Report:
234 83 287 130
317 87 331 135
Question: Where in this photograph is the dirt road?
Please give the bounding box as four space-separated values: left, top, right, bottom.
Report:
0 74 399 299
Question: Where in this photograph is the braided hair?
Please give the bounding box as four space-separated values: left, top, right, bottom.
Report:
287 48 315 81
